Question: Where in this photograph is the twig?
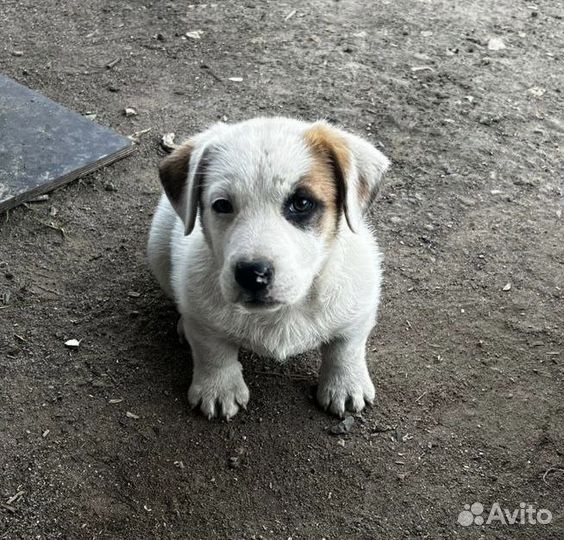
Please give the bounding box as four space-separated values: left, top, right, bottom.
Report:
6 490 24 505
415 391 427 403
106 57 122 69
0 502 15 513
200 64 222 82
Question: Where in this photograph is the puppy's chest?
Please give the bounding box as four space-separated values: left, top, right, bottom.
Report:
226 308 335 361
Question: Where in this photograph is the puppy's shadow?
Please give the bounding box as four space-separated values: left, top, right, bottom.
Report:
120 271 192 401
121 270 325 421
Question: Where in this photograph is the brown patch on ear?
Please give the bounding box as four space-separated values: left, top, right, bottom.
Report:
158 141 194 205
303 124 353 234
300 157 339 240
357 176 370 204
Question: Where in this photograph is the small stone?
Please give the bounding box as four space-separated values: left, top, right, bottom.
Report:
528 86 546 97
12 50 24 57
228 77 243 82
329 416 355 435
487 37 506 51
127 290 141 298
126 411 140 419
124 107 138 117
161 132 178 152
502 283 512 291
104 182 117 192
64 339 80 348
186 30 203 39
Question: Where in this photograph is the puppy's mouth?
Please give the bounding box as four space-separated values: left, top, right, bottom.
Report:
237 295 284 312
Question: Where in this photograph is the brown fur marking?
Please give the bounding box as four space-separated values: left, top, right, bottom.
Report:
357 176 370 204
303 124 351 237
158 141 194 205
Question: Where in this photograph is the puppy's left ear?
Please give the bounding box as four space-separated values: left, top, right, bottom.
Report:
159 123 226 235
340 129 390 226
305 121 390 232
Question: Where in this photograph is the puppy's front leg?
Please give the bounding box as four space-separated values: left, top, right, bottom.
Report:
317 330 376 418
183 318 249 420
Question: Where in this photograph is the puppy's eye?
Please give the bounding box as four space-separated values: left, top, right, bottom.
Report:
288 196 315 214
211 199 233 214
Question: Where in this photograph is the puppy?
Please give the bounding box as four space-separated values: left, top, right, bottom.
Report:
147 117 389 419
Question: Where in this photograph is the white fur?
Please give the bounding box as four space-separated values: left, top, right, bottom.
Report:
147 117 389 419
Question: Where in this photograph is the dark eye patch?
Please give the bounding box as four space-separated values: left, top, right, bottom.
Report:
283 187 324 229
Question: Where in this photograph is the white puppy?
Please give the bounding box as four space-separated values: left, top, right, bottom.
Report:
147 117 389 419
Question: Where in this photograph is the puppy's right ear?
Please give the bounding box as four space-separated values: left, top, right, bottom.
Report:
158 124 226 235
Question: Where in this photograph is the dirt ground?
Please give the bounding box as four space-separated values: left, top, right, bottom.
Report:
1 0 563 538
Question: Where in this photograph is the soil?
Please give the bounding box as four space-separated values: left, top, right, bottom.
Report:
1 1 563 539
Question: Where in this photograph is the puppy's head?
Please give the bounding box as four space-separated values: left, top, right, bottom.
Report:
159 118 389 311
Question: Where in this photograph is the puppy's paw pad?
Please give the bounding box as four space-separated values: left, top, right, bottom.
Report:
188 369 249 420
317 371 375 417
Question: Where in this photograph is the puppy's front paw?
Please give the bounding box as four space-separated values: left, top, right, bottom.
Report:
188 365 249 420
317 368 375 418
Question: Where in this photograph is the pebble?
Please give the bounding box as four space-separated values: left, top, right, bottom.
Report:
329 416 355 435
186 30 203 39
161 132 178 152
487 37 506 51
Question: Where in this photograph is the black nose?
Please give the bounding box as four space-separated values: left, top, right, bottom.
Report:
234 260 274 292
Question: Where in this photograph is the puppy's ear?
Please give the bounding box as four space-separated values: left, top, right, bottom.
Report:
305 121 390 232
158 124 226 235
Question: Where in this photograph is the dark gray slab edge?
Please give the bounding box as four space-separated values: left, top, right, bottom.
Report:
0 74 135 213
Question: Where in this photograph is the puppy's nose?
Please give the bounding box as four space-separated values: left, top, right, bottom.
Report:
234 260 274 292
